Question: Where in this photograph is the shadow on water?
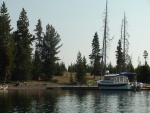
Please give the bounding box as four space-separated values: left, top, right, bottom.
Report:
0 90 65 113
95 91 135 113
0 90 150 113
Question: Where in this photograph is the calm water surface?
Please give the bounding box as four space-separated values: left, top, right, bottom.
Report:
0 90 150 113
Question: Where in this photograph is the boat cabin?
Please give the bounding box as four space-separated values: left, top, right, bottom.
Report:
104 74 129 83
120 72 136 82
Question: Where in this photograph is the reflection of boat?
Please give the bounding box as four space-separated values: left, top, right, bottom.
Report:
0 85 8 90
97 72 143 91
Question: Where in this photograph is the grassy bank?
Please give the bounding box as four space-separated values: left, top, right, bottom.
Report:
5 72 100 87
51 72 100 86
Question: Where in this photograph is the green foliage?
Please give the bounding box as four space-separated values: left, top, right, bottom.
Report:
68 63 76 72
34 19 43 46
107 62 116 74
136 65 150 83
32 19 43 80
55 62 67 76
41 24 62 80
69 73 74 84
143 50 148 65
0 3 64 82
86 65 92 73
126 60 134 72
0 2 13 82
76 51 86 84
116 39 123 73
83 56 87 72
89 32 101 77
33 21 63 80
32 49 43 80
12 8 33 81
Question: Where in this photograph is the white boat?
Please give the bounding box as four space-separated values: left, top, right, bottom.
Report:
97 72 143 91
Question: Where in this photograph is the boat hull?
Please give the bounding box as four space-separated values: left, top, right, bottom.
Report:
98 83 132 90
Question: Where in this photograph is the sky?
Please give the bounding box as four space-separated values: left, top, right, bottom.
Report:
1 0 150 68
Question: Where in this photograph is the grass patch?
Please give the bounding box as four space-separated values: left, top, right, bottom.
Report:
1 72 101 86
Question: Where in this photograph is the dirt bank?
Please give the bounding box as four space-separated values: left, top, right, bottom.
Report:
7 85 47 90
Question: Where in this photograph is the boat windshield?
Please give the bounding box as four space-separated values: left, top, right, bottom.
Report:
104 74 128 83
104 74 117 80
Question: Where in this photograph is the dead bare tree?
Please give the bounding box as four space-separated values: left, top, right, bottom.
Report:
101 0 113 77
121 13 130 71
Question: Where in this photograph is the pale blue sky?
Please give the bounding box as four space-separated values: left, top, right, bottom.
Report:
2 0 150 68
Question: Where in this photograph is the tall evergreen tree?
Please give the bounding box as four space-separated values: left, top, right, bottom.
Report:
32 19 43 80
126 59 134 72
89 32 101 78
55 62 66 76
34 19 43 53
41 24 62 80
76 51 86 84
68 63 76 72
0 2 13 82
136 65 150 83
83 56 87 73
143 50 148 65
116 39 123 73
107 62 115 74
12 8 33 81
32 49 42 80
86 64 92 73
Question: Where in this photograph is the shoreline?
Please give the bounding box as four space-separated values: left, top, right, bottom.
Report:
7 84 47 90
5 85 150 90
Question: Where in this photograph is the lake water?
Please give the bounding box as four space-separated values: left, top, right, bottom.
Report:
0 90 150 113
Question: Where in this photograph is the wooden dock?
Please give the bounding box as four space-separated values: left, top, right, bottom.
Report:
47 86 99 90
47 86 150 90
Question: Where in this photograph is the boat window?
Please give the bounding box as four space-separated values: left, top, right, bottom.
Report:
104 77 110 80
110 76 115 80
120 76 123 82
104 76 115 80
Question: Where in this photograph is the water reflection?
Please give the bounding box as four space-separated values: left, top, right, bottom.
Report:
0 90 150 113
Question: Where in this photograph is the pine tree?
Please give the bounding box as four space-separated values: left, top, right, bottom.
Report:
68 63 76 72
116 39 123 73
69 73 74 85
83 56 87 73
12 8 33 81
42 24 62 80
126 59 134 72
136 65 150 83
32 19 43 80
86 64 92 73
34 19 43 53
32 49 42 80
55 62 66 76
0 2 13 82
76 51 86 84
89 32 101 78
143 50 148 65
69 63 75 84
107 62 115 74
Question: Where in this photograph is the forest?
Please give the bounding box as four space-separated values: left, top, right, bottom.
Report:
0 2 150 84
